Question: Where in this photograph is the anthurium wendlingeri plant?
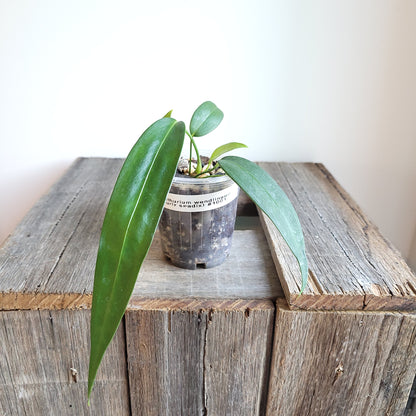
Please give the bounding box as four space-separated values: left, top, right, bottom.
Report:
88 101 308 399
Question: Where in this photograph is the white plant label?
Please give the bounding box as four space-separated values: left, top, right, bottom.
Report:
164 184 239 212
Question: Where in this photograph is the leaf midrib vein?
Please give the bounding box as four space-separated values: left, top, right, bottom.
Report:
101 121 178 337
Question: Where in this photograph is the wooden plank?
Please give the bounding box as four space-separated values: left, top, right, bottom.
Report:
1 157 415 414
0 158 122 310
3 158 414 311
0 158 282 310
266 300 416 416
258 162 416 311
131 227 283 302
126 298 275 416
0 309 130 415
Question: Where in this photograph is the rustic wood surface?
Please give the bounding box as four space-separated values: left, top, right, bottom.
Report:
0 158 118 310
0 310 130 415
0 158 282 310
2 158 414 311
131 227 282 302
258 162 416 311
1 157 415 415
126 298 274 416
266 300 416 416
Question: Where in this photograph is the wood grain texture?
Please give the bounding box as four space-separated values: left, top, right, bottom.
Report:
131 227 282 302
266 300 416 416
0 310 130 416
126 299 275 416
257 162 416 311
3 158 414 312
0 158 122 310
1 157 415 414
0 158 281 311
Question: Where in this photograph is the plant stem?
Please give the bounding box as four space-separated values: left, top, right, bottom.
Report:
188 138 193 174
194 166 217 177
186 130 202 175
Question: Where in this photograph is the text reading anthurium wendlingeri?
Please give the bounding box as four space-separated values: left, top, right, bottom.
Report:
164 184 239 212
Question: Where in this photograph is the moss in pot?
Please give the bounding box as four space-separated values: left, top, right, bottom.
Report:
87 101 309 401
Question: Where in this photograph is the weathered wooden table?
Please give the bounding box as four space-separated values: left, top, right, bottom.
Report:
1 158 415 415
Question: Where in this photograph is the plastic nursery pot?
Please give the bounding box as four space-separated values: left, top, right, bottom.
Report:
159 173 240 269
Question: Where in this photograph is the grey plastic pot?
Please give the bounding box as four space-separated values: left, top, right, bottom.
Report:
159 173 239 269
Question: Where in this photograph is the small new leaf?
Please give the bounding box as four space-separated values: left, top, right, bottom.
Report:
208 142 247 166
190 101 224 137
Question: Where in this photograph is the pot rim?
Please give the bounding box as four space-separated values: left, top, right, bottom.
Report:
172 173 234 186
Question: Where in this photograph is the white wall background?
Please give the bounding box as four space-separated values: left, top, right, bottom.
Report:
1 1 415 269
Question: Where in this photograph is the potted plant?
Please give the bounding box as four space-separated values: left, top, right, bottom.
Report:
159 161 241 269
87 101 308 400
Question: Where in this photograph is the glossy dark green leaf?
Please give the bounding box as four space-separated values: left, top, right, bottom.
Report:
208 142 247 165
88 118 185 399
190 101 224 137
218 156 308 292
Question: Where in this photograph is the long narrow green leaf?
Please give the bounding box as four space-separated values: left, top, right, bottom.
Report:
208 142 247 165
88 118 185 399
190 101 224 137
218 156 308 292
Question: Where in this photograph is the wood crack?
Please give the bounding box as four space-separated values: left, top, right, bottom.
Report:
122 316 133 416
202 314 208 416
407 281 416 296
316 163 370 227
47 185 85 238
40 211 86 292
362 294 369 310
202 309 212 416
303 181 369 294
